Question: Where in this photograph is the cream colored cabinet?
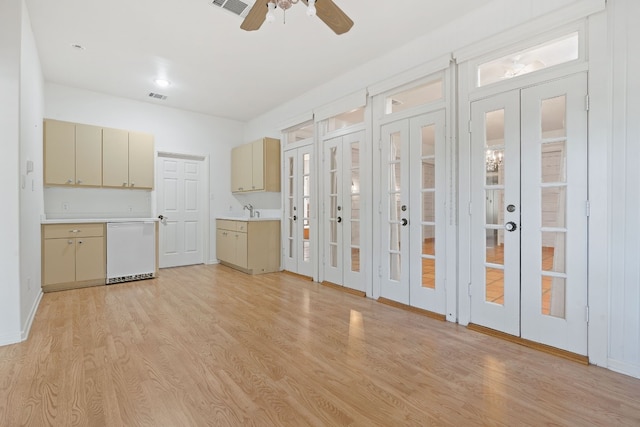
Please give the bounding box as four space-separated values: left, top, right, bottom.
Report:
216 219 280 274
42 223 106 292
103 129 154 189
44 119 102 187
231 137 280 193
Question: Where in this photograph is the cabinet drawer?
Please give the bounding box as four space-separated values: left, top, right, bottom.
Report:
44 223 105 239
217 219 248 232
217 219 238 231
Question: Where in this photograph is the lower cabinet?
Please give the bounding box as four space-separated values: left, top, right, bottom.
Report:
42 223 106 292
216 219 280 274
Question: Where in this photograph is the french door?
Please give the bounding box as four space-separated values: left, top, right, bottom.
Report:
379 110 446 314
283 144 314 277
469 73 588 355
323 130 364 292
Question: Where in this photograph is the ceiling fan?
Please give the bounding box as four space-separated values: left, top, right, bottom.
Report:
241 0 354 35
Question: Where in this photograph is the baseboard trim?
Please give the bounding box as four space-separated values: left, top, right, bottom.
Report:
377 297 446 321
21 290 43 341
467 323 589 365
321 281 366 297
607 358 640 379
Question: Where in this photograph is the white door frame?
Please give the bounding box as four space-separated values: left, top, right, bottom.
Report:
155 151 210 267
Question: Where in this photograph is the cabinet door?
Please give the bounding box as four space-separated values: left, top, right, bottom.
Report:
129 132 154 189
235 231 248 268
43 238 76 285
263 138 281 192
75 124 102 186
102 128 130 187
251 139 264 191
44 120 75 186
231 144 252 192
76 236 105 282
216 229 233 263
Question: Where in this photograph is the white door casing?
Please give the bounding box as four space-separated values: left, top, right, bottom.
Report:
157 155 205 268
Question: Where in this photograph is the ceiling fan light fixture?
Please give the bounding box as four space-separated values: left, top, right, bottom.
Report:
266 1 276 23
307 0 316 16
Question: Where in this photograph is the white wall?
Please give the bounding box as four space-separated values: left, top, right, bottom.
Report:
19 0 45 338
0 0 23 345
44 84 245 262
608 0 640 378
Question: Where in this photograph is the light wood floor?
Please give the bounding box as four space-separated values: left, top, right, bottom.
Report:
1 264 639 426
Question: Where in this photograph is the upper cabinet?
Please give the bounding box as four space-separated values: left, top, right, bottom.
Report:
231 137 280 193
44 119 154 190
102 129 154 189
44 119 102 187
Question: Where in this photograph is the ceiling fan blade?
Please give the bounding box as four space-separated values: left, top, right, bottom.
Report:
241 1 267 31
303 0 353 35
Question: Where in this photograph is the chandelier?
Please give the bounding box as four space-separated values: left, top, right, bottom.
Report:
266 0 317 23
486 149 503 172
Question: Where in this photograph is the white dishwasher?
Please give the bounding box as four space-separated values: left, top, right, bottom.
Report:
106 221 156 284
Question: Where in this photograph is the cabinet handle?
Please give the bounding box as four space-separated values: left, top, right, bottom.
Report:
78 240 83 244
77 179 83 184
130 182 135 187
66 179 73 184
123 182 128 187
70 229 80 233
67 240 73 244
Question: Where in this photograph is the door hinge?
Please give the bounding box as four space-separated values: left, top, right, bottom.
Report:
468 120 472 134
585 306 590 323
378 201 382 214
585 94 590 112
585 200 591 217
468 282 472 296
378 265 382 278
378 139 383 151
468 202 472 216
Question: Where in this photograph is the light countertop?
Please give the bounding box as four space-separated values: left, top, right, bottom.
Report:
42 217 159 224
216 216 280 222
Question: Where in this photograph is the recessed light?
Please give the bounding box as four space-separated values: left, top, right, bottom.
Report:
154 79 171 88
71 44 85 50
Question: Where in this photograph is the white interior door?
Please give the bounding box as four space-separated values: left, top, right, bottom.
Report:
470 73 588 355
323 130 364 292
379 111 447 313
157 155 205 268
283 144 313 277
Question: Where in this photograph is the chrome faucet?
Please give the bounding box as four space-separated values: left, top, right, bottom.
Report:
243 204 255 218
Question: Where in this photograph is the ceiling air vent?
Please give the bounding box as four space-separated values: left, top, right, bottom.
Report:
210 0 255 18
148 92 168 100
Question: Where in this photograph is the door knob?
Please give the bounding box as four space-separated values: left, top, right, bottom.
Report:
337 216 342 223
505 221 517 232
401 218 408 226
293 215 297 221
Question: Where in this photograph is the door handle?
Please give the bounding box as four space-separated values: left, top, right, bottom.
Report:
293 215 297 221
505 221 517 232
337 216 342 223
401 218 408 226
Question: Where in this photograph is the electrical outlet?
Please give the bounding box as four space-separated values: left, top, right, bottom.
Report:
62 202 69 211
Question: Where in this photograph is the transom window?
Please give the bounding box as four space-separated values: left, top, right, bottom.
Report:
384 79 443 115
326 107 365 132
477 32 579 87
285 121 314 144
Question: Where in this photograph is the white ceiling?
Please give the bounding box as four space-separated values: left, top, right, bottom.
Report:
24 0 494 122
